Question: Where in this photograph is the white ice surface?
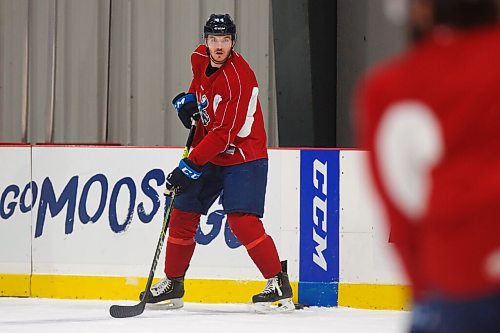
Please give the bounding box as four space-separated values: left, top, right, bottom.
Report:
0 298 410 333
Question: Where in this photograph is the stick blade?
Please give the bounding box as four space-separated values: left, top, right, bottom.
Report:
109 302 146 318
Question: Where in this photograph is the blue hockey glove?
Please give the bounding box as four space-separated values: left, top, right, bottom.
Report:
172 92 200 129
165 158 202 194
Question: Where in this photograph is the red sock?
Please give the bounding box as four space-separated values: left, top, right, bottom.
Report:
164 209 200 278
227 213 282 279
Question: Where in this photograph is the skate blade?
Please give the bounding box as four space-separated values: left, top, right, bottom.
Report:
146 298 184 310
249 298 295 314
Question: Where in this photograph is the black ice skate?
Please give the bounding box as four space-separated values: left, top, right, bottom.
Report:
139 276 184 310
250 261 295 313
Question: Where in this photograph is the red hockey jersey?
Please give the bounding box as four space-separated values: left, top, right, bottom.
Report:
357 25 500 300
186 45 268 167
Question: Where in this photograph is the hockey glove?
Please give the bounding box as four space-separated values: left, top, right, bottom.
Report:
172 92 200 129
165 158 202 194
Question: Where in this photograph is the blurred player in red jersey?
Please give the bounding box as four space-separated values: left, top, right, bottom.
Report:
140 14 293 313
356 0 500 332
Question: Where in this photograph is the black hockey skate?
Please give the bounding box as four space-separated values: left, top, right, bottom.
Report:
250 261 295 313
139 276 184 310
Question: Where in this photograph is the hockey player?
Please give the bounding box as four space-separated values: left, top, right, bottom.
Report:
141 13 293 313
357 0 500 332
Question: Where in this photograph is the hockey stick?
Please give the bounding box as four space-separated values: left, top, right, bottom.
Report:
109 121 197 318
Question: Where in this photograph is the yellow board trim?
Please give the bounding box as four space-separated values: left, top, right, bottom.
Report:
1 274 299 304
2 274 411 310
338 283 412 310
0 274 30 297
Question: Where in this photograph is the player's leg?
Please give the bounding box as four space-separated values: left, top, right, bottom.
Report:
142 163 222 308
226 212 293 308
139 208 200 308
223 158 294 312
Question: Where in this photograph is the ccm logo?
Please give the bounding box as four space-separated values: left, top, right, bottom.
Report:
181 167 201 180
312 159 327 271
176 98 185 109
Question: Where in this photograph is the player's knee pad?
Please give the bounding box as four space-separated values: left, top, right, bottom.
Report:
226 212 266 248
168 208 201 240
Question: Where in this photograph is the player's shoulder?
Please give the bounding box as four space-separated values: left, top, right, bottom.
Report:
191 44 209 61
223 50 246 69
224 51 256 80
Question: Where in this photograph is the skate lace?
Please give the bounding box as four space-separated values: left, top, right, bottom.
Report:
261 276 282 297
151 277 172 296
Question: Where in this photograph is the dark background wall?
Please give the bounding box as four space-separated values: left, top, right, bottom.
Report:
336 0 405 147
272 0 337 147
272 0 405 148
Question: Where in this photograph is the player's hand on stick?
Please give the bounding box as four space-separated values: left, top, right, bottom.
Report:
164 158 202 195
